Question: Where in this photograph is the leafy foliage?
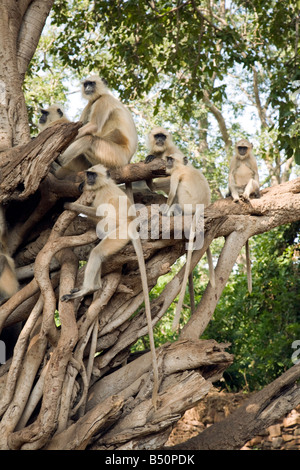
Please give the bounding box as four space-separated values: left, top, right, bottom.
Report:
202 224 300 390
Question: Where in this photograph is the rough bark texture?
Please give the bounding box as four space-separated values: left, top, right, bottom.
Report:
0 125 299 449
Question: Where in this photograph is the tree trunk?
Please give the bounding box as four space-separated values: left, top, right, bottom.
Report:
0 0 54 149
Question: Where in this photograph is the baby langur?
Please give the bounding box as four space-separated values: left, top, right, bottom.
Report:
145 127 185 194
58 76 137 172
61 164 159 407
228 139 260 293
0 206 18 303
163 154 215 331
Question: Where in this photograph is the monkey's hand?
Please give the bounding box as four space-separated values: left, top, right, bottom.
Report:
76 123 98 139
145 154 157 164
51 161 63 175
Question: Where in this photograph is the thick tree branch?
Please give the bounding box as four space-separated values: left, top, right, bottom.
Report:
0 121 81 202
169 364 300 450
17 1 55 80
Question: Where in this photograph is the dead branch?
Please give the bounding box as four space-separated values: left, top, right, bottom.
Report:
0 121 81 202
168 363 300 450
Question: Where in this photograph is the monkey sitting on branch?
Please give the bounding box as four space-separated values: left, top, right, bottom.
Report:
163 153 215 330
61 164 159 407
144 126 185 194
57 76 138 174
228 138 261 292
228 139 260 203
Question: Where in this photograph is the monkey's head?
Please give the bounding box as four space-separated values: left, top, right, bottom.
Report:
164 153 187 174
236 139 253 159
148 126 171 153
38 105 65 130
82 75 109 101
84 164 110 190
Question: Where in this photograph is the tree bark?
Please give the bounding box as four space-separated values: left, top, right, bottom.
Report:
169 363 300 450
0 0 54 149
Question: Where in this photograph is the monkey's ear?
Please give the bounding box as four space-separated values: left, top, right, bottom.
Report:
78 181 85 193
106 169 111 178
183 156 188 165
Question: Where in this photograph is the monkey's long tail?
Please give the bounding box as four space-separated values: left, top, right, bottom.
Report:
172 213 197 331
206 247 215 289
245 240 252 293
130 232 159 409
188 273 196 315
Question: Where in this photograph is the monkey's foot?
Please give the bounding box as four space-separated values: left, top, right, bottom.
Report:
240 194 250 203
61 288 80 302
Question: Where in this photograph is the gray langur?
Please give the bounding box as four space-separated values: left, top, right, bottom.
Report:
145 127 185 194
228 138 260 292
37 104 70 131
163 153 215 331
228 139 260 203
58 76 138 172
61 164 159 408
38 104 90 178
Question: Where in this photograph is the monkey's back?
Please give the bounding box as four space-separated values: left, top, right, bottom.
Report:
178 166 211 210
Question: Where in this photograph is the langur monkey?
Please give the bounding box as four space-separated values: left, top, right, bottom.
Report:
163 154 215 330
228 139 260 203
146 127 185 162
0 206 18 303
145 127 185 194
61 164 159 407
228 138 260 292
58 76 138 172
37 104 70 131
38 104 90 178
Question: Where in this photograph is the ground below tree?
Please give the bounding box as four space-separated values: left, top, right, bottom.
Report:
167 390 300 450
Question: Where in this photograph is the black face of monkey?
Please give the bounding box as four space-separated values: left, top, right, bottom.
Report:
237 146 249 156
84 80 96 95
39 109 49 124
86 171 97 186
154 133 167 147
165 156 174 170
